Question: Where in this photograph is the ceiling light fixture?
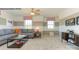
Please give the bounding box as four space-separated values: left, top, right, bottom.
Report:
30 8 40 16
30 12 35 15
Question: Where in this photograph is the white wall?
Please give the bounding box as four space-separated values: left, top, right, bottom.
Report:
0 10 14 29
13 16 24 22
12 15 59 31
59 8 79 19
32 15 44 31
32 16 57 31
59 8 79 35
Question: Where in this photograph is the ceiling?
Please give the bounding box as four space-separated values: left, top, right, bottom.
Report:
5 8 66 17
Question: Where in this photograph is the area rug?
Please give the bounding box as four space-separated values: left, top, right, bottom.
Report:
7 40 28 48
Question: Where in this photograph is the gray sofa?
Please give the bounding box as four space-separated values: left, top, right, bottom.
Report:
0 29 17 45
21 29 34 39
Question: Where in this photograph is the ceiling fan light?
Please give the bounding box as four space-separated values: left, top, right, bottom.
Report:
30 12 35 15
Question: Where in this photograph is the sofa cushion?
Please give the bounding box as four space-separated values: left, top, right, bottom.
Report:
21 29 27 33
0 29 5 36
3 29 14 35
27 29 33 33
3 29 9 35
0 34 17 41
22 29 33 33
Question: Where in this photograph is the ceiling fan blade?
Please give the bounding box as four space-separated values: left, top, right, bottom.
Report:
35 12 40 15
31 8 34 12
35 9 40 15
30 8 40 15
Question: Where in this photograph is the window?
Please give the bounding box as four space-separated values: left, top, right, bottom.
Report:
47 21 54 29
25 20 32 29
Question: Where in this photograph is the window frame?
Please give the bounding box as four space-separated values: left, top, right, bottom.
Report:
47 21 54 29
24 20 32 29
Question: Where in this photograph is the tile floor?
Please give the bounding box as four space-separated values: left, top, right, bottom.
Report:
0 34 78 50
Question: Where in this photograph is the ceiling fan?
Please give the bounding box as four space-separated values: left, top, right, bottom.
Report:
30 8 40 16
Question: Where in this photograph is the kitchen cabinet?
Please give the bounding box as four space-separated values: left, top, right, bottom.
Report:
62 32 79 46
62 32 69 42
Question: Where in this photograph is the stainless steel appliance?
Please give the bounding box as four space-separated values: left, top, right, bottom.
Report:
68 30 75 43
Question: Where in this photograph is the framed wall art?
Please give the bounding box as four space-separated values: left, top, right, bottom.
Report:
76 16 79 25
65 20 70 26
69 18 75 25
65 18 75 26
